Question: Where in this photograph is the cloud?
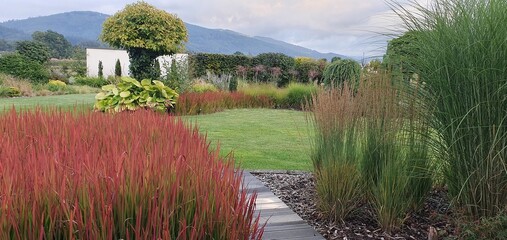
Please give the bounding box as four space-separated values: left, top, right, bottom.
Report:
0 0 427 57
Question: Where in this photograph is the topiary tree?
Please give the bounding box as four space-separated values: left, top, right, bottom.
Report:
98 61 104 79
101 2 188 80
115 59 122 77
323 59 361 87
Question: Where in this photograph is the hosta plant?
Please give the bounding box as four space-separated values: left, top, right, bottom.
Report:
95 77 178 113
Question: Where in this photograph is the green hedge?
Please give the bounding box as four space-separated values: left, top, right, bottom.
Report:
0 53 49 84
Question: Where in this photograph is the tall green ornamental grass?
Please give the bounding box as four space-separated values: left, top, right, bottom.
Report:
393 0 507 218
358 75 432 232
308 73 433 231
307 84 365 221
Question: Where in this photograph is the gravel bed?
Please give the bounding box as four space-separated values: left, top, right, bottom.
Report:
251 171 456 240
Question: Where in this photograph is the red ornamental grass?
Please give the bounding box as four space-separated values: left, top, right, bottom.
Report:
0 108 264 239
175 91 273 115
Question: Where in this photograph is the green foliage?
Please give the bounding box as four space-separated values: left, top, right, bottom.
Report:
0 86 21 97
323 59 361 87
0 53 49 84
284 83 316 109
47 59 86 81
32 30 72 59
0 39 14 51
189 53 251 77
382 31 420 81
98 60 103 79
229 77 238 92
15 40 50 63
395 0 507 219
308 74 433 232
252 53 295 87
94 77 178 113
46 80 69 92
331 56 341 62
294 57 324 83
458 213 507 240
162 59 189 92
101 2 187 80
115 59 122 77
190 81 218 93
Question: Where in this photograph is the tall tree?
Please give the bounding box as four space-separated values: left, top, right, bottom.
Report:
32 30 72 59
101 1 188 80
15 40 50 64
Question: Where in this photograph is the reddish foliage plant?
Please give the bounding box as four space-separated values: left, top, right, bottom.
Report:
175 91 274 115
0 108 264 239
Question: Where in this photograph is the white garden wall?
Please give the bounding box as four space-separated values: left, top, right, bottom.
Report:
86 48 187 78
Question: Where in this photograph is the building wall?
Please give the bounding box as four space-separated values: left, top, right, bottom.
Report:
86 48 188 78
86 48 129 78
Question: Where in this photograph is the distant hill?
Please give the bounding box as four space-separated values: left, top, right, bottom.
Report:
0 25 30 41
0 11 349 60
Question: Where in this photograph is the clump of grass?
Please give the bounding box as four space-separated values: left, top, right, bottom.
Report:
285 83 317 109
307 83 365 221
0 73 35 96
308 72 433 231
240 82 316 109
174 91 274 115
239 82 287 105
393 0 507 218
0 109 264 239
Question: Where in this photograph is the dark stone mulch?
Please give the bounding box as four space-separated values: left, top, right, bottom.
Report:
251 171 457 240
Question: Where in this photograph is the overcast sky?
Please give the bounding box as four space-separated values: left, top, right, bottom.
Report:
0 0 423 57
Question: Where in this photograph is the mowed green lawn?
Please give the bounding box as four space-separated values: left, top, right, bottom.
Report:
0 94 314 171
0 94 96 111
183 109 313 170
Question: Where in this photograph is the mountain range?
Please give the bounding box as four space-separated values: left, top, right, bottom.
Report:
0 11 348 60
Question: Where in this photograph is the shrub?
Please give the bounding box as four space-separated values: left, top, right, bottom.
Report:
0 109 264 239
162 59 190 92
294 57 324 83
190 81 218 93
251 53 295 87
284 83 316 109
95 77 178 113
115 59 122 77
0 53 49 84
205 72 233 91
46 79 67 92
98 60 104 79
0 86 21 97
0 74 35 96
458 212 507 239
15 40 50 64
74 76 108 88
323 59 361 88
229 77 238 92
395 0 507 218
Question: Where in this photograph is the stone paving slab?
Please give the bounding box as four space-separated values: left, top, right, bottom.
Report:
243 172 324 240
